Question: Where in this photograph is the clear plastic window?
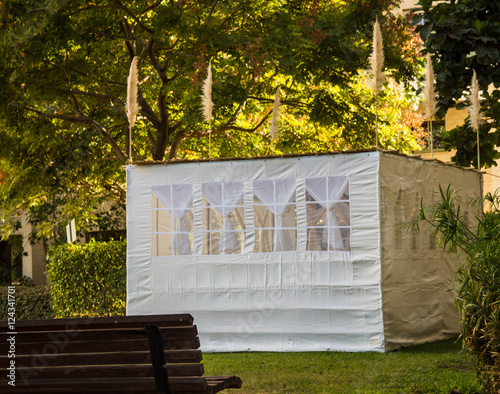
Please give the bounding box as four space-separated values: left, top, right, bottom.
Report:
152 184 194 256
305 176 350 251
253 178 297 252
202 182 245 255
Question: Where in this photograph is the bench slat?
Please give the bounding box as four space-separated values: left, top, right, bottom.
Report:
1 349 202 367
167 377 209 392
0 336 200 354
9 314 194 332
1 325 198 343
6 365 155 381
206 375 244 391
7 377 159 393
0 363 204 381
7 376 231 394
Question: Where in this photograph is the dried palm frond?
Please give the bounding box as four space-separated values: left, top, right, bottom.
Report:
424 54 437 121
469 70 482 169
270 87 281 141
368 17 385 95
126 56 139 162
424 53 438 158
368 17 385 149
201 61 213 123
200 61 214 157
469 70 481 132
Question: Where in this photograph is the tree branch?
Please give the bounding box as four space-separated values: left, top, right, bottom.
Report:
206 0 220 25
82 116 127 160
137 91 161 129
224 109 273 133
112 0 154 34
48 60 81 112
9 103 127 160
76 157 121 168
69 89 121 102
167 127 187 160
142 0 163 15
8 103 84 122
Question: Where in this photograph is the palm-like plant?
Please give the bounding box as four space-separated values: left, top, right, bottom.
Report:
409 186 500 392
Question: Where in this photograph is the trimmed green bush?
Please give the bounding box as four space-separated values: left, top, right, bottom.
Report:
47 240 126 318
0 286 54 319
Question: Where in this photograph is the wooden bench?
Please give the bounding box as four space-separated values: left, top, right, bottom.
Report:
0 314 242 393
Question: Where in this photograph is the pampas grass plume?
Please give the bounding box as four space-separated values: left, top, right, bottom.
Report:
469 70 481 132
368 17 385 94
424 53 437 121
127 56 139 131
127 56 139 162
201 61 214 123
469 70 482 169
270 87 281 141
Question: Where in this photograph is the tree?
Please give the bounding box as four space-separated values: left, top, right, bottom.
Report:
415 0 500 169
0 0 421 242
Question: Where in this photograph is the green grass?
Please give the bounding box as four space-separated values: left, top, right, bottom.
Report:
202 339 482 393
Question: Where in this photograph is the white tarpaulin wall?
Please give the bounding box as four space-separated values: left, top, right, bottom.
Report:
126 151 481 352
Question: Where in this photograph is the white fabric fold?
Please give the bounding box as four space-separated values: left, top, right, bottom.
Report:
152 184 193 255
253 178 296 251
202 181 244 254
306 176 349 250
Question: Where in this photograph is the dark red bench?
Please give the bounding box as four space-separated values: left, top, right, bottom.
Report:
0 314 242 393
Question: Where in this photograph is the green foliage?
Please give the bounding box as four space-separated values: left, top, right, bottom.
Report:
0 286 54 320
410 186 500 392
0 1 422 243
415 0 500 169
0 236 24 285
47 240 126 318
0 265 10 286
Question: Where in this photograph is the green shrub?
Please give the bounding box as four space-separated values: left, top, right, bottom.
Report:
47 240 126 318
0 286 54 319
411 186 500 392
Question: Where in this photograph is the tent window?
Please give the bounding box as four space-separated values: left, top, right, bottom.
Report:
150 176 351 256
202 181 245 255
305 176 350 251
152 184 194 256
253 178 297 252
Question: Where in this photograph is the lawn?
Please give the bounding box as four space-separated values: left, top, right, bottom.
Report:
202 339 482 393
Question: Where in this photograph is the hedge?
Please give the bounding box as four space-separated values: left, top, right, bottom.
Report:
47 240 126 318
0 286 54 320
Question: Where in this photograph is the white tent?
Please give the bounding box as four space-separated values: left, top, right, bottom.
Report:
126 150 481 352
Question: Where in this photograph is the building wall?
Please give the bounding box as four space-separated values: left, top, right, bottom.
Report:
394 0 420 15
19 214 48 286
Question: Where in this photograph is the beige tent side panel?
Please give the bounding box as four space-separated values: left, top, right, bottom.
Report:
379 153 481 351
